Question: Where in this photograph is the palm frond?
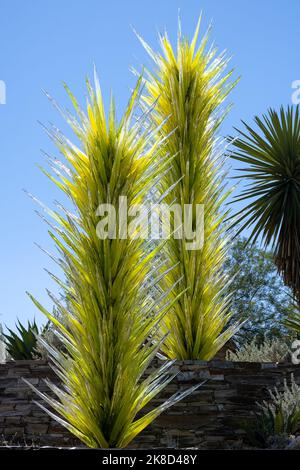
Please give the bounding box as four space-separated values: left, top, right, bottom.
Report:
231 106 300 304
285 309 300 335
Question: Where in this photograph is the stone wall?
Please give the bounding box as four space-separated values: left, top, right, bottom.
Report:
0 359 299 449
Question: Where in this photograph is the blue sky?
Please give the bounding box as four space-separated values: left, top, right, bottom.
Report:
0 0 299 330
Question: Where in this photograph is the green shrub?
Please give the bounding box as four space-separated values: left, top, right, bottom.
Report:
259 375 300 433
2 319 42 360
225 236 295 343
227 338 290 363
247 375 300 448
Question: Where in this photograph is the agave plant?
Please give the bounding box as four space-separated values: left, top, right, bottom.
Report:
136 17 239 359
3 319 41 360
26 73 201 448
230 106 300 306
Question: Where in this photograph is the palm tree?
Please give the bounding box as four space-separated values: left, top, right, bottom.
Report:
231 106 300 306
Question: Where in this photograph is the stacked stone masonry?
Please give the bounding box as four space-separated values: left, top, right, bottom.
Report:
0 359 299 449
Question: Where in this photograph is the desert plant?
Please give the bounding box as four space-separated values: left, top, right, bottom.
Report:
258 375 300 441
243 375 300 448
136 17 239 359
230 106 300 306
226 338 290 363
2 319 41 360
25 73 201 448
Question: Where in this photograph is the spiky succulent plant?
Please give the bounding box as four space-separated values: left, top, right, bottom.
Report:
3 319 41 360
